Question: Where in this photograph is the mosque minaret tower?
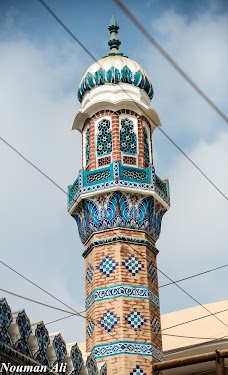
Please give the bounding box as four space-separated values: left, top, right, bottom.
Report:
68 16 170 375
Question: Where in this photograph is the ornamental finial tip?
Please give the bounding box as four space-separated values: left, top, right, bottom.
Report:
108 15 123 56
109 15 118 28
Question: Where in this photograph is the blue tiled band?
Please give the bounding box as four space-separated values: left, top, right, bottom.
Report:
92 341 163 362
85 284 159 310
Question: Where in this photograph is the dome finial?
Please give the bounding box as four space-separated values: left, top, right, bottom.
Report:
108 15 123 56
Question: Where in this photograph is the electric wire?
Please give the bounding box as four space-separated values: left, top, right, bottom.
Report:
0 260 83 318
0 287 84 316
114 233 228 331
0 262 153 367
1 258 228 366
37 0 228 202
159 264 228 288
114 0 228 124
161 306 228 332
1 287 228 344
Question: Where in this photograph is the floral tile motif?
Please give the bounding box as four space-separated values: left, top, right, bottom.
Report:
53 333 67 362
0 297 13 346
86 264 94 283
148 262 156 282
130 365 147 375
98 255 118 277
98 310 119 333
126 309 146 331
123 254 144 276
151 315 160 333
70 343 83 374
86 353 99 375
87 319 95 337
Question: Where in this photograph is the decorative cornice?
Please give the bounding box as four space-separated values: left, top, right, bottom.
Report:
85 284 159 311
68 161 170 213
92 340 163 361
83 235 158 258
72 191 166 244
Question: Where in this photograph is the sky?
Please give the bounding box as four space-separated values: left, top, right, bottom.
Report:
0 0 227 346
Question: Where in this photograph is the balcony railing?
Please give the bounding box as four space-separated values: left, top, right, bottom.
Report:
68 161 170 210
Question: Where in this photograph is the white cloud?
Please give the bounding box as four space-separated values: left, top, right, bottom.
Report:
0 35 87 343
140 7 228 146
158 130 228 312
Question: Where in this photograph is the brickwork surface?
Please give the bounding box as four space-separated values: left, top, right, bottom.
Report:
84 229 162 374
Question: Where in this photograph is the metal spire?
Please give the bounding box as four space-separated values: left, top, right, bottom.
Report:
107 15 123 56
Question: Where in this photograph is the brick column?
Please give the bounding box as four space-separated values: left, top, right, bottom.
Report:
89 118 96 170
137 117 144 168
84 228 163 375
112 113 121 162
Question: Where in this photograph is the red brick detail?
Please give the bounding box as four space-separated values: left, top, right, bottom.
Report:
112 114 121 162
116 109 140 118
89 118 96 170
137 118 144 168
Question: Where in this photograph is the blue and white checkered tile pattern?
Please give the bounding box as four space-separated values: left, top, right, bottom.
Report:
123 254 144 276
148 262 156 282
87 319 95 337
98 310 119 333
126 309 146 331
98 256 118 277
86 264 94 283
151 316 160 333
130 365 147 375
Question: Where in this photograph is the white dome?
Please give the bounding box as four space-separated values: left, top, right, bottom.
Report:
83 55 150 78
77 55 154 103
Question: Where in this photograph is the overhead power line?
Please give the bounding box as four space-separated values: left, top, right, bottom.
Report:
0 260 82 317
1 287 228 343
162 306 228 332
0 262 152 367
37 0 228 202
114 0 228 124
159 264 228 288
107 227 228 333
0 287 84 316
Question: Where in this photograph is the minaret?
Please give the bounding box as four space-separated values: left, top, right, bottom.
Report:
68 16 170 375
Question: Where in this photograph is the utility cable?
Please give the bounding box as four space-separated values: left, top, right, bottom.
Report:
0 287 85 316
105 227 228 334
0 262 152 367
123 236 228 331
162 306 228 332
114 0 228 123
159 264 228 288
0 137 66 195
0 260 83 317
0 288 228 346
37 0 228 202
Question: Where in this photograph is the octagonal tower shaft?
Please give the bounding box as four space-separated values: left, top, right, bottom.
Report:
68 16 170 375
